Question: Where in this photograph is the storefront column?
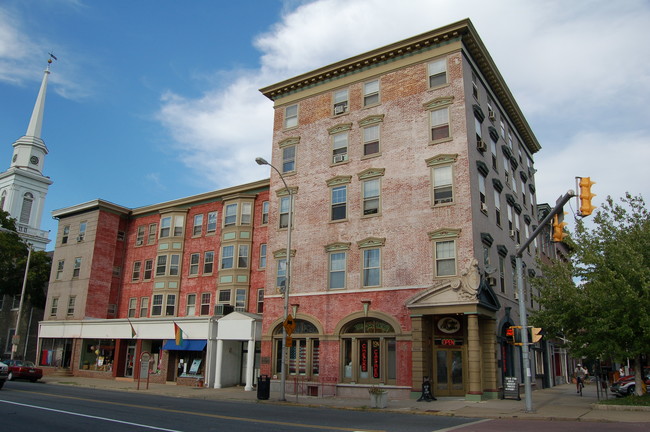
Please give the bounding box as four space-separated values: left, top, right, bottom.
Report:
213 339 224 389
466 313 482 400
481 318 498 399
410 315 425 393
245 339 255 391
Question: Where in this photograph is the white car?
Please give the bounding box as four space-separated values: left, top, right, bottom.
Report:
0 361 8 389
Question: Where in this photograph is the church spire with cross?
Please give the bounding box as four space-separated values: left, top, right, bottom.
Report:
0 55 57 250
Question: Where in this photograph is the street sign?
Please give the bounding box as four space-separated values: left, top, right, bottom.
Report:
283 314 296 336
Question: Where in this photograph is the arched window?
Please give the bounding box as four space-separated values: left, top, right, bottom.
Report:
340 317 396 384
0 190 6 211
273 319 320 378
20 192 34 224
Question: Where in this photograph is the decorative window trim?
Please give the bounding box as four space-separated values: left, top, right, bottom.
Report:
473 104 485 123
497 245 509 257
357 168 385 181
358 114 385 127
273 249 296 259
488 126 499 142
357 237 386 249
480 233 494 247
428 228 461 241
492 178 504 192
523 214 532 224
476 160 490 177
278 136 300 148
326 175 352 187
423 96 454 111
324 242 351 253
275 186 298 197
501 144 512 159
425 153 458 167
327 123 353 135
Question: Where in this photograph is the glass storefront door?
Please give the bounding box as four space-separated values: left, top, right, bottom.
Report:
124 344 136 377
434 348 465 396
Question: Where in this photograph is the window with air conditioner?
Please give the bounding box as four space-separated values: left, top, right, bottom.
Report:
332 131 348 164
333 89 348 115
432 165 453 205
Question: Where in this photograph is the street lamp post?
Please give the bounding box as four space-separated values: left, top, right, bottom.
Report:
0 226 32 360
256 156 293 401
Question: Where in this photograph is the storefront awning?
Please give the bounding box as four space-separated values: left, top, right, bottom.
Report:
163 339 207 351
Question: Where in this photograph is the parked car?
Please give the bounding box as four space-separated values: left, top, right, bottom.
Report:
610 370 650 397
0 361 7 389
5 359 43 382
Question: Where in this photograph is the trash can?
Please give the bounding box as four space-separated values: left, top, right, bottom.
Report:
257 375 270 400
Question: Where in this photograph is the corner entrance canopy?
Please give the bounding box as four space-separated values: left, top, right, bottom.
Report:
162 339 207 351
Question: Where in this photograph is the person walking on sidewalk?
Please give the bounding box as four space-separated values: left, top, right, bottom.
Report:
574 364 588 393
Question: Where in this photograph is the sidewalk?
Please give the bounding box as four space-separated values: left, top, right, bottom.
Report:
38 376 649 423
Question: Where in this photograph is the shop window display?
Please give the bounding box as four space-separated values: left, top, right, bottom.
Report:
80 339 115 371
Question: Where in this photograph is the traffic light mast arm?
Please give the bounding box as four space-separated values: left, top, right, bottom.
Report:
516 190 575 258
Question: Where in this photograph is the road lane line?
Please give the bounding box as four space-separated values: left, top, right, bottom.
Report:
10 389 384 432
0 399 182 431
434 419 492 432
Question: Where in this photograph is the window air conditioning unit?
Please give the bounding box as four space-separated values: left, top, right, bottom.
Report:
77 235 84 242
136 239 144 246
509 230 515 238
487 276 497 286
333 154 347 163
476 139 486 152
334 104 347 115
480 202 488 213
488 110 495 121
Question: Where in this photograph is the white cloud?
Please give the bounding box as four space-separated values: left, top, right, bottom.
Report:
157 0 650 206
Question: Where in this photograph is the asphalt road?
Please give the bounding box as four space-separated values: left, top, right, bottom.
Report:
0 381 478 432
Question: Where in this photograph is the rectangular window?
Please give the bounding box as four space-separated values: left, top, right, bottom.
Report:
221 245 234 269
200 293 211 315
132 261 141 281
491 137 498 170
186 294 196 316
279 196 290 229
332 131 348 163
152 294 163 316
435 240 456 276
160 216 171 238
136 226 145 246
363 179 380 216
521 179 527 206
62 225 70 244
515 214 521 244
50 298 58 317
238 244 249 268
144 259 153 280
331 185 347 221
72 257 82 278
224 203 237 226
428 58 447 88
148 223 157 244
173 215 184 236
235 289 246 310
241 202 252 225
12 294 20 309
433 165 453 205
128 298 137 318
204 251 214 274
193 214 203 236
262 201 269 225
259 244 267 268
430 108 450 141
329 252 346 290
479 173 487 212
257 289 264 313
363 80 379 106
284 104 298 128
219 290 231 303
67 296 76 316
169 254 180 276
503 154 510 185
276 259 286 289
500 119 505 138
499 256 505 293
56 260 64 280
78 221 87 241
508 204 514 234
494 190 502 226
189 253 200 275
140 297 149 318
363 124 380 156
282 145 296 173
363 248 381 287
166 294 176 316
156 255 167 276
207 211 217 233
333 88 348 115
472 71 479 99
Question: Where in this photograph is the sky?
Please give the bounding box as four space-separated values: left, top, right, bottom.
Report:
1 0 649 250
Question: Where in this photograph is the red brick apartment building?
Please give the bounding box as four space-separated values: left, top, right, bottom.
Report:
38 19 548 399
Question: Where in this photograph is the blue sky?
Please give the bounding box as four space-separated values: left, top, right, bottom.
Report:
1 0 649 250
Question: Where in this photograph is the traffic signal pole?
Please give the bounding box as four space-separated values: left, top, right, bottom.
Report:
516 190 575 413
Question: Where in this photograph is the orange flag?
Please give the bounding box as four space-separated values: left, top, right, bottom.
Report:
174 322 183 345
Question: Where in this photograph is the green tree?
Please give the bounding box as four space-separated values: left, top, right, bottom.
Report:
531 193 650 395
0 210 52 309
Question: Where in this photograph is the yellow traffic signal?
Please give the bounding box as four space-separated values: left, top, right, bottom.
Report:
530 328 543 343
578 177 596 216
552 214 568 242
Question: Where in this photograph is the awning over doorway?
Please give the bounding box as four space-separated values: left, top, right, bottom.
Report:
162 339 207 351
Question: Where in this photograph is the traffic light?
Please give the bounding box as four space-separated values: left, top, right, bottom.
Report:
506 326 523 345
578 177 596 216
552 214 568 242
530 327 543 343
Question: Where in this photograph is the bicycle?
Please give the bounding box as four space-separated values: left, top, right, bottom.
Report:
576 377 584 396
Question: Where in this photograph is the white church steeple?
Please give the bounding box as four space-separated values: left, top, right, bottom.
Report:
0 56 56 251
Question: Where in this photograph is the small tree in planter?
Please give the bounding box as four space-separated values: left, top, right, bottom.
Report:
368 386 388 408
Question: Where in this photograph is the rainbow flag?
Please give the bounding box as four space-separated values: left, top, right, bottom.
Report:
128 318 137 338
174 322 183 346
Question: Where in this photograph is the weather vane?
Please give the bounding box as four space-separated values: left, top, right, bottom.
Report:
47 52 58 70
